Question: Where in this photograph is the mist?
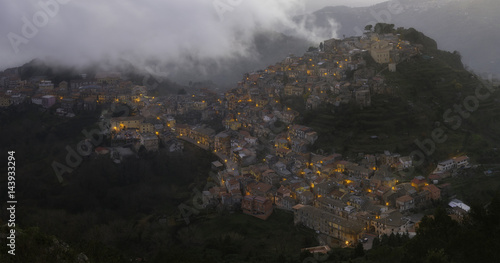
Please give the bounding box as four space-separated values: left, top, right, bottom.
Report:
0 0 367 86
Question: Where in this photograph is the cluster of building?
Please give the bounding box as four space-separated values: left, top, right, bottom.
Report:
0 69 182 155
0 33 471 247
0 71 145 116
205 144 468 245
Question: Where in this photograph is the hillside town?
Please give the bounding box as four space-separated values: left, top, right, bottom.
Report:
0 32 472 247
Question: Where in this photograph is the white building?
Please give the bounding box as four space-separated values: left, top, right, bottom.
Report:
436 159 454 172
42 95 56 108
31 96 43 105
452 156 469 168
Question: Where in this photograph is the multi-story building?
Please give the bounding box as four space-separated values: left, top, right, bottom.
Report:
288 125 308 139
95 72 121 85
166 116 176 129
370 40 392 64
396 195 414 212
293 204 364 244
436 159 454 172
214 132 231 155
247 182 272 199
284 84 304 96
38 80 54 91
423 184 441 200
453 156 469 168
140 122 155 134
0 95 11 107
190 126 215 148
173 124 188 137
314 197 347 217
111 116 144 131
242 195 273 220
371 211 412 235
140 133 159 152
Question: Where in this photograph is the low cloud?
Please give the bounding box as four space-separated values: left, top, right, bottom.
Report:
0 0 342 84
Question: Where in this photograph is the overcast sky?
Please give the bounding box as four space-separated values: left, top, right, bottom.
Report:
0 0 387 71
305 0 387 12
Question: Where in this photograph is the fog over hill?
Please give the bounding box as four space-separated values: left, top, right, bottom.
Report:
0 0 336 89
1 0 497 89
298 0 500 78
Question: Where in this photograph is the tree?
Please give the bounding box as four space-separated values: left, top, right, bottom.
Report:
111 104 131 117
364 25 373 32
178 88 187 95
380 234 389 246
276 253 286 263
452 50 462 60
402 207 459 263
424 249 450 263
354 242 365 258
401 231 410 244
388 232 397 247
308 46 318 52
137 145 147 157
319 42 324 51
374 23 395 34
372 236 380 248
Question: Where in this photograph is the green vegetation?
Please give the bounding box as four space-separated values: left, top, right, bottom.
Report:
0 107 318 262
444 172 500 205
0 107 213 261
352 193 500 263
19 59 82 85
0 104 102 189
2 25 499 262
290 27 499 174
374 23 395 35
154 210 318 262
0 227 119 263
396 26 438 50
300 95 432 156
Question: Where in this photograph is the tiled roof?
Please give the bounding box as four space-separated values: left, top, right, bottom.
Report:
396 195 413 203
